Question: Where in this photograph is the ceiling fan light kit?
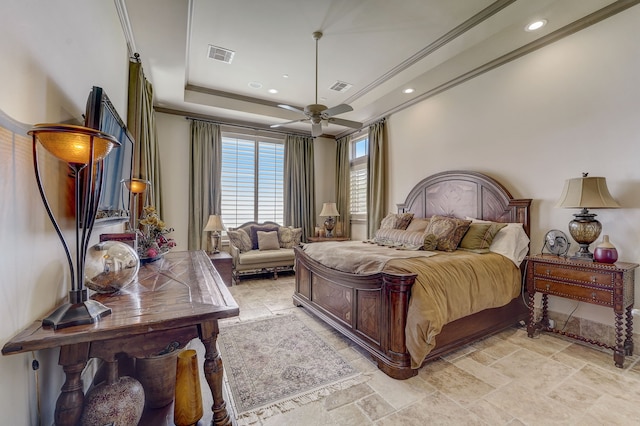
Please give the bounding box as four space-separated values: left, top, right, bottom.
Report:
271 31 362 136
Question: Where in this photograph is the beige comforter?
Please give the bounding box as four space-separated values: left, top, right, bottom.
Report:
384 251 521 368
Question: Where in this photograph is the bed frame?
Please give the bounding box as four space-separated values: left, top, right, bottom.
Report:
293 170 532 379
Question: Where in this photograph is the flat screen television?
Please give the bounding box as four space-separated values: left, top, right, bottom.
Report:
84 86 134 224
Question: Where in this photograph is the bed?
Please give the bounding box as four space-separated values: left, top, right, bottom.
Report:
293 170 531 379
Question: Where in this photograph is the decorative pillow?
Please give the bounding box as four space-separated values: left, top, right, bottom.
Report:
379 213 397 230
227 229 252 253
249 225 279 250
423 233 438 251
278 226 303 248
459 222 507 253
465 217 530 266
405 218 430 233
424 215 472 252
257 231 280 251
379 212 414 230
374 229 428 249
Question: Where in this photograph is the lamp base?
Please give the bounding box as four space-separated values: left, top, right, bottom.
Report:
567 210 601 262
570 244 595 261
43 300 112 330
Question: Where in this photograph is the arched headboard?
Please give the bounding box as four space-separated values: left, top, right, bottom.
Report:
396 170 532 236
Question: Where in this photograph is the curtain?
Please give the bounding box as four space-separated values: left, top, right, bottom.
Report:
284 134 315 242
335 135 351 239
188 120 222 251
367 119 387 238
127 59 163 216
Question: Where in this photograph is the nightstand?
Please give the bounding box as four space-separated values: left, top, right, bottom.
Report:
525 254 638 367
208 251 233 287
307 237 350 243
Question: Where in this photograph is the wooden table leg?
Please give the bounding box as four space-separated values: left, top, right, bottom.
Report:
200 320 231 426
527 289 536 337
614 310 624 368
624 305 634 356
55 343 89 426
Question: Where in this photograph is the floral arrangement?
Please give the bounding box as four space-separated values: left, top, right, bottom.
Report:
136 205 176 259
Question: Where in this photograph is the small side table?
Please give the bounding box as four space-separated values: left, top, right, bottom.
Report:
525 254 637 367
209 251 233 287
307 237 350 243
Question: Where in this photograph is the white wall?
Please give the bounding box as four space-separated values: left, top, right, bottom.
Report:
0 2 130 424
387 6 640 324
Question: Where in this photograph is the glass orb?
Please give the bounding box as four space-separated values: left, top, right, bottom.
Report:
85 241 140 293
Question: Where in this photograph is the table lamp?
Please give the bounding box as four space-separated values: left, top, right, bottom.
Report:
29 124 120 329
122 178 151 231
203 215 224 253
319 202 340 238
556 173 620 260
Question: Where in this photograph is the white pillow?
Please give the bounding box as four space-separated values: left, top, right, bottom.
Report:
465 218 530 267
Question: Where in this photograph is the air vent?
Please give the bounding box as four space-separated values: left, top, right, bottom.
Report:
329 81 353 92
208 45 235 64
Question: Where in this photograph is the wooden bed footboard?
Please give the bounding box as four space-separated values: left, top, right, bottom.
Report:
293 246 419 379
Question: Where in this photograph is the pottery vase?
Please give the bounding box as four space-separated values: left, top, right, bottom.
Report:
174 349 203 426
135 346 180 408
81 362 145 426
594 235 618 264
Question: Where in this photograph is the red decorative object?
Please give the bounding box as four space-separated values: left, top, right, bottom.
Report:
594 235 618 264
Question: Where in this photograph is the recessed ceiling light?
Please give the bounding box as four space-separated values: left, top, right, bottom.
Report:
282 74 289 78
248 81 262 89
525 19 547 32
268 89 278 94
403 88 415 94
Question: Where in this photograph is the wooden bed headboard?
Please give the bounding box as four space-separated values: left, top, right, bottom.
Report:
396 170 532 236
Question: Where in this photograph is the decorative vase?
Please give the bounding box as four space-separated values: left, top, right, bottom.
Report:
135 344 180 408
174 349 203 426
594 235 618 264
81 362 145 426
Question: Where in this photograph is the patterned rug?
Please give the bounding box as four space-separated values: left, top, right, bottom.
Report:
218 314 361 422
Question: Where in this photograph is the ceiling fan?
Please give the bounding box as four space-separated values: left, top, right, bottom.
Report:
270 31 363 137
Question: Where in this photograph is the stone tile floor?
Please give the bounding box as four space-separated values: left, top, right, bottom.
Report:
217 273 640 425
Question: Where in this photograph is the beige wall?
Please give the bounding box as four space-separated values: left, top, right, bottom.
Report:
387 6 640 325
0 2 129 424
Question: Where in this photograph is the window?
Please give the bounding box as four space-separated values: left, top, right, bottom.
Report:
350 135 368 218
221 133 284 229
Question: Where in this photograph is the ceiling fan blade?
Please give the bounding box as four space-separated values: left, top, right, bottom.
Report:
311 122 323 137
277 104 306 115
322 104 353 117
270 118 306 128
328 117 363 129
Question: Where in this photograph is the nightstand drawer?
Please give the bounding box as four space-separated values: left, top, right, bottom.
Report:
533 278 613 306
533 263 612 286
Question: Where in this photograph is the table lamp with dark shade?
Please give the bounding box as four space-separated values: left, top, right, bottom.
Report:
203 215 224 253
29 124 120 329
319 202 340 238
556 173 620 260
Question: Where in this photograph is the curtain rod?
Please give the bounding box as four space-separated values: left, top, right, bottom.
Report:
185 116 314 138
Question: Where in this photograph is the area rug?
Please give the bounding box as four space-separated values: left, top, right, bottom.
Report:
218 314 362 422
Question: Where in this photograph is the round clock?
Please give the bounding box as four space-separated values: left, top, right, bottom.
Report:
542 229 570 256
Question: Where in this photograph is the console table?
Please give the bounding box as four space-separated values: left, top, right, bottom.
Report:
2 250 239 426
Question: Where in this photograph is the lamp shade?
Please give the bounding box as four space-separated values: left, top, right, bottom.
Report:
28 124 119 164
556 176 620 209
123 178 150 194
203 215 224 232
319 202 340 217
